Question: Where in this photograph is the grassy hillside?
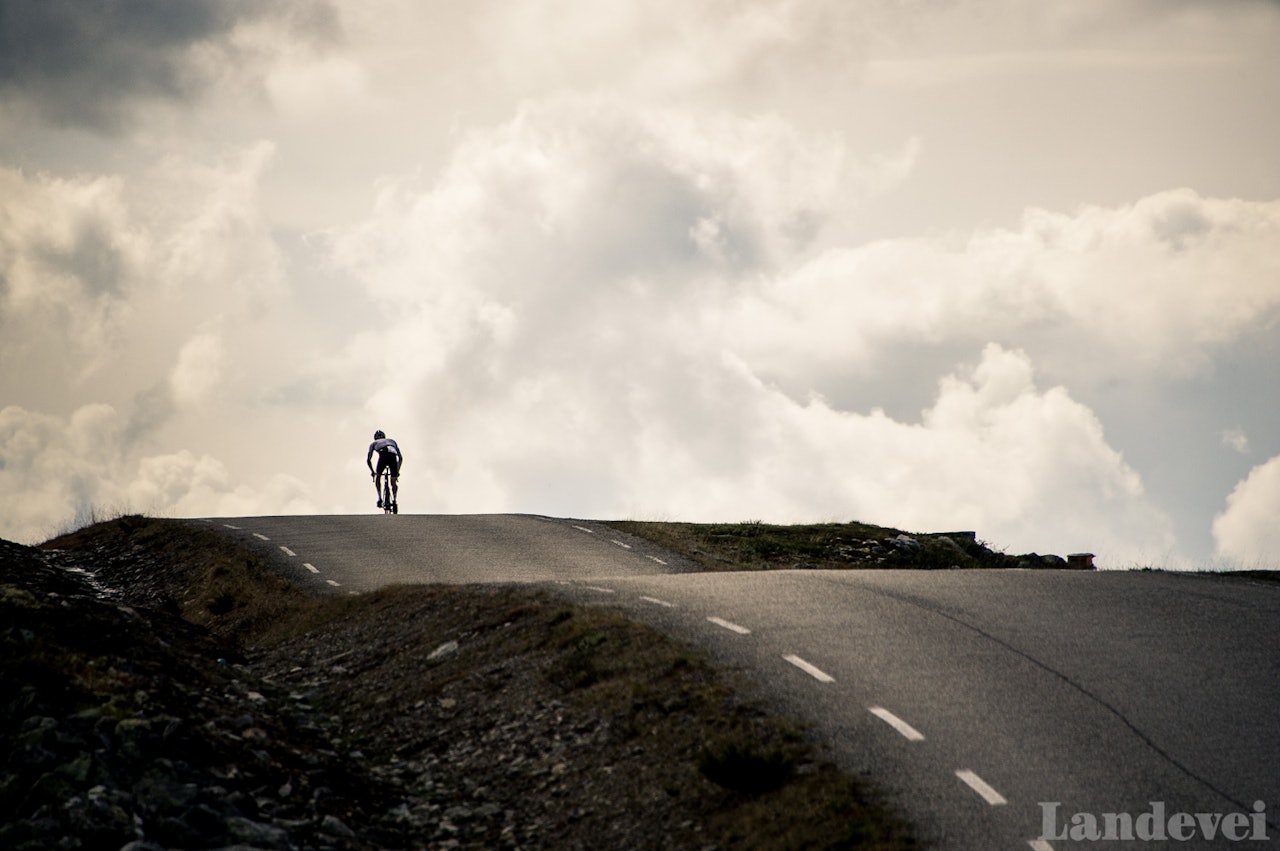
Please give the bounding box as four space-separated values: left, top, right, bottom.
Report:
607 519 1053 572
3 516 919 850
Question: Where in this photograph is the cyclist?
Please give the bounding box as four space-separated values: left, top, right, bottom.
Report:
366 430 403 511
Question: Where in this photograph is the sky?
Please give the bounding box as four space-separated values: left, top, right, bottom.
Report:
1 0 1278 569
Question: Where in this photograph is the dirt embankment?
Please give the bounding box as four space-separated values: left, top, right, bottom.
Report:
3 517 917 850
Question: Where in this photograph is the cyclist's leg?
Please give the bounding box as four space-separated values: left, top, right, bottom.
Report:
389 457 400 505
374 457 388 507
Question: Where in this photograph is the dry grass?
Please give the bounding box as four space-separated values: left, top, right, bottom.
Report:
608 518 1009 571
40 517 919 849
263 585 918 849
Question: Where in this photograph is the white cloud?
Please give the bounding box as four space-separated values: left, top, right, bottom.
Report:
479 0 873 106
0 404 319 544
1 145 286 407
5 1 1276 568
127 451 317 520
736 189 1280 387
144 142 286 308
0 142 323 542
264 54 369 116
330 96 853 316
0 168 144 378
0 403 125 540
1213 456 1280 568
0 0 342 132
0 404 122 541
170 332 226 405
326 97 1173 564
1222 428 1250 455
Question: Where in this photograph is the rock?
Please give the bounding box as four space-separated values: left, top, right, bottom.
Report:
428 640 460 660
116 717 159 763
933 536 966 555
1016 553 1068 569
889 535 922 553
320 814 356 837
225 815 290 848
6 517 916 851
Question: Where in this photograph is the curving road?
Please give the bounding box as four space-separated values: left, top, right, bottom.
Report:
202 514 1280 850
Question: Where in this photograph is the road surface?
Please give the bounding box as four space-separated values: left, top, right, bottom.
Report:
202 514 1280 850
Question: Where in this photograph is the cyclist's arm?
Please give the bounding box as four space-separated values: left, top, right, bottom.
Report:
366 443 376 473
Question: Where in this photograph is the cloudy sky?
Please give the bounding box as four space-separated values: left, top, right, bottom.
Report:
2 0 1278 568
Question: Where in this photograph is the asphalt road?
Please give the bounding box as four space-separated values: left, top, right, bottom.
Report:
203 514 1280 850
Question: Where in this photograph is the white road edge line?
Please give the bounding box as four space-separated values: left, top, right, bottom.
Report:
646 555 668 565
1028 841 1056 851
252 533 269 541
280 546 296 557
303 563 320 574
783 654 835 683
707 616 751 635
582 585 615 594
955 770 1007 805
640 596 675 608
325 579 341 587
222 524 240 530
869 706 925 741
611 540 632 549
572 525 594 534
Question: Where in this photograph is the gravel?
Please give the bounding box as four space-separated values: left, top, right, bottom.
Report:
2 517 917 850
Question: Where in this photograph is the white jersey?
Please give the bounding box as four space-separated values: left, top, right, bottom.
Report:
369 437 401 458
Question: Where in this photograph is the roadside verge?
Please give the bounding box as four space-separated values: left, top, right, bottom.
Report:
5 516 918 850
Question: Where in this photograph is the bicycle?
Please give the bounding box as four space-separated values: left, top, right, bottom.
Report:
376 469 398 514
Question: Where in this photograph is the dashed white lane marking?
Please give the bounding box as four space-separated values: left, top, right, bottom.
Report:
279 546 296 557
783 654 835 683
222 524 240 530
1028 841 1056 851
252 533 269 541
325 579 341 587
869 706 925 741
640 596 675 608
611 540 632 550
646 555 668 565
955 770 1007 805
582 585 616 594
572 525 594 534
303 563 319 574
707 616 751 635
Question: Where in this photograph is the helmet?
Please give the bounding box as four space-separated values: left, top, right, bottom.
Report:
374 430 385 440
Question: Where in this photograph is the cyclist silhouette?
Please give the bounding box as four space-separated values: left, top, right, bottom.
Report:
366 430 403 511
